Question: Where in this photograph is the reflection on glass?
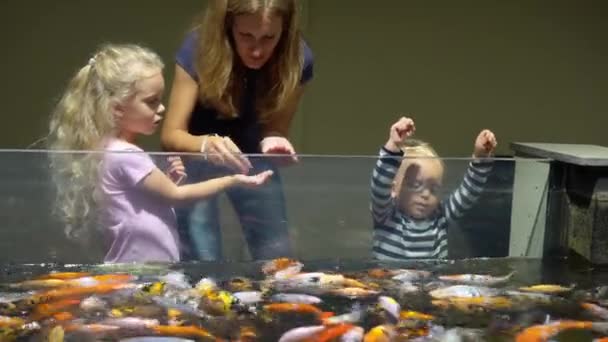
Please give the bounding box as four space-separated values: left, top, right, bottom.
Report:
0 150 539 264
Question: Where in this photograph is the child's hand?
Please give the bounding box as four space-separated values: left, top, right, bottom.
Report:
234 170 274 188
385 116 415 152
473 129 497 158
166 156 187 185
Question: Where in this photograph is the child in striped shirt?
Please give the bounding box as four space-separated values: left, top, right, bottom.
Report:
370 117 497 260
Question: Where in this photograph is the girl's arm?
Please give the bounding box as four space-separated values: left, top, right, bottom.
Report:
140 167 273 205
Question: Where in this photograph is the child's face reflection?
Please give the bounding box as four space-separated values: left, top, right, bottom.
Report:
394 159 444 219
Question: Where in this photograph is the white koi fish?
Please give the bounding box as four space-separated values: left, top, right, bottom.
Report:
429 285 501 299
438 271 515 286
278 325 325 342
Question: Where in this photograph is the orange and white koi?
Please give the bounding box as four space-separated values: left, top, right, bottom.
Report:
313 323 356 342
262 258 304 278
31 282 135 304
582 302 608 320
438 271 514 286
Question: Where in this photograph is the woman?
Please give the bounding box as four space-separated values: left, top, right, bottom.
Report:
161 0 314 261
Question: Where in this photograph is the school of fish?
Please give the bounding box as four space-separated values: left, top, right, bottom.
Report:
0 258 607 341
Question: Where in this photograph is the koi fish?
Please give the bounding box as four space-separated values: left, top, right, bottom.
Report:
399 310 435 321
518 284 575 294
429 285 501 299
438 271 514 286
234 291 264 305
36 272 91 280
582 302 608 320
390 269 432 282
330 287 380 299
151 324 216 340
340 326 364 341
31 298 81 319
99 317 160 329
262 258 304 278
313 323 356 342
363 325 396 342
264 303 324 316
432 296 512 312
271 293 322 305
514 320 608 342
47 325 65 342
278 325 325 342
377 296 401 321
324 306 364 325
30 282 135 304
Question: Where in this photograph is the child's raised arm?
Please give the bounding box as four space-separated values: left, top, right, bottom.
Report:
442 129 497 221
371 117 415 223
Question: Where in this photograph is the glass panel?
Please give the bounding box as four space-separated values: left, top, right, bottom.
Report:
0 149 550 264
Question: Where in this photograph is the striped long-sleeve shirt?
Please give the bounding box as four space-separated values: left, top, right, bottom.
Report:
370 147 493 260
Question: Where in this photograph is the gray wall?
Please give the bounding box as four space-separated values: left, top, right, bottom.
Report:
1 0 606 155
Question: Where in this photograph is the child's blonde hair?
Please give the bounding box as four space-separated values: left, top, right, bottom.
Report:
393 139 445 198
193 0 304 121
47 43 164 242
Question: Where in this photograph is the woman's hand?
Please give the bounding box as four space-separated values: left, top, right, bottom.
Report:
201 135 252 174
260 136 299 167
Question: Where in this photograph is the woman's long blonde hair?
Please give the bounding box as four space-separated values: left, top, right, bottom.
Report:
47 43 163 242
194 0 303 121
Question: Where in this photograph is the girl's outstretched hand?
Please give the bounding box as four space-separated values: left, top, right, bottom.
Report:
233 170 274 188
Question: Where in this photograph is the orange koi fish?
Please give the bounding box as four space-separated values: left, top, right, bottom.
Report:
32 298 81 320
311 323 356 342
152 324 216 340
36 272 91 280
264 303 324 316
515 320 608 342
31 282 134 304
